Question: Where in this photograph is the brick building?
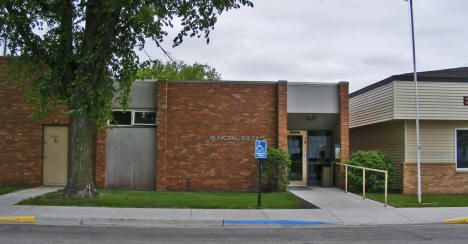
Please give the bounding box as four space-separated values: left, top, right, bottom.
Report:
1 57 349 191
349 67 468 193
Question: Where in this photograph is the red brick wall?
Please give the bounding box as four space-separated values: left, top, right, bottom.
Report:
334 81 350 189
402 163 468 193
277 81 288 152
156 81 283 191
0 57 104 187
156 80 168 189
0 57 68 186
93 128 106 188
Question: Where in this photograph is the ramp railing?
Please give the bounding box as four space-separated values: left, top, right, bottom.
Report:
334 162 388 207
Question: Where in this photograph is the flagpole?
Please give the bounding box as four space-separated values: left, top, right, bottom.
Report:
409 0 422 204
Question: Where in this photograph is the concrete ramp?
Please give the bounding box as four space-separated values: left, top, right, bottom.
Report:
288 186 412 225
288 186 387 210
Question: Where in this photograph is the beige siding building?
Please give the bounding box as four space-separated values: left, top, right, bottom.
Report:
350 67 468 193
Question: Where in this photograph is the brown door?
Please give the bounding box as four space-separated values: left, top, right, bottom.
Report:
43 126 68 185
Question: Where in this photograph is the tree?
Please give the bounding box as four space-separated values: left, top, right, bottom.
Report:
136 59 221 81
0 0 253 198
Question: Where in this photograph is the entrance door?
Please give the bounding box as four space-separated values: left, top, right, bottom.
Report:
306 130 333 185
287 130 307 185
43 126 68 185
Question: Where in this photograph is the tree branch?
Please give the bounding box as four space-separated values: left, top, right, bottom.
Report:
4 3 45 58
58 0 75 83
89 4 124 85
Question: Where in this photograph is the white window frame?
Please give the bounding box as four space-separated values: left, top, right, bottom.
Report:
455 128 468 171
108 109 156 126
133 110 157 126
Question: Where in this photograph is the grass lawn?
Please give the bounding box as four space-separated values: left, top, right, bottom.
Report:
0 186 27 196
364 192 468 208
18 189 316 209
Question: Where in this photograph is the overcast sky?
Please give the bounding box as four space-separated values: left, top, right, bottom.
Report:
140 0 468 93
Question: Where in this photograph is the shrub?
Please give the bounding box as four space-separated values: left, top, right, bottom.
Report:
261 148 291 192
345 151 394 193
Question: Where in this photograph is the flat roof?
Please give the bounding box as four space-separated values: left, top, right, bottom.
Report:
135 79 344 86
135 79 276 84
288 81 344 86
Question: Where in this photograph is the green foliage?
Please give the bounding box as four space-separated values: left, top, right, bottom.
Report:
365 193 468 208
19 189 310 209
345 151 394 193
0 186 27 196
0 0 253 126
261 148 291 192
135 59 221 81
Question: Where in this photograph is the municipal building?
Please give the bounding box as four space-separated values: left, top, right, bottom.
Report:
0 57 350 190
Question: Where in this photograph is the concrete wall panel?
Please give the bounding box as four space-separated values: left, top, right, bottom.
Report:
287 84 338 113
112 81 157 109
106 127 156 189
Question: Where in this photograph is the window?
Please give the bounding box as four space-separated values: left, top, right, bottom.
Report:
110 111 132 125
307 130 332 162
134 112 156 125
456 129 468 169
464 96 468 106
109 110 156 126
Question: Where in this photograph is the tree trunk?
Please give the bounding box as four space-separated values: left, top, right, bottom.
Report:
63 110 99 198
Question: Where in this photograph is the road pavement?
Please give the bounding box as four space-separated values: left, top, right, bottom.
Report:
1 223 467 243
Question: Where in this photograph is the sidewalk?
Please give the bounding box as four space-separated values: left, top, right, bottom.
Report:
1 186 468 228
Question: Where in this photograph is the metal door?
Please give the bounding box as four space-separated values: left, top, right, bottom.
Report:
43 126 68 185
106 128 156 189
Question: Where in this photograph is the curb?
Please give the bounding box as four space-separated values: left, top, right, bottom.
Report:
1 217 451 228
33 217 223 228
82 218 222 228
224 219 337 227
30 217 339 228
0 216 35 223
444 217 468 224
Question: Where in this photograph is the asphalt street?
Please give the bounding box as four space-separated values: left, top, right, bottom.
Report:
0 223 467 244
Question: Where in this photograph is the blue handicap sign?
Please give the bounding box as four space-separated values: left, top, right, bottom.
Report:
255 140 267 159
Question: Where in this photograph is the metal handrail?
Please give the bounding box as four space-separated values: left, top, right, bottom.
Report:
334 162 388 207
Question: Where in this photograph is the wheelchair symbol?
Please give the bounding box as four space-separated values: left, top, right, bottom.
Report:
255 140 266 153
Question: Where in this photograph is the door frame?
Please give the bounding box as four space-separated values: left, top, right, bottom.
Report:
287 130 307 186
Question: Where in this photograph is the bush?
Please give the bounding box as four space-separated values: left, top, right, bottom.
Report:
261 148 291 192
345 151 394 193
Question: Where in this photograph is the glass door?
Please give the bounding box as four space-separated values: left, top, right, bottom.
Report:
306 130 332 185
287 130 307 185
